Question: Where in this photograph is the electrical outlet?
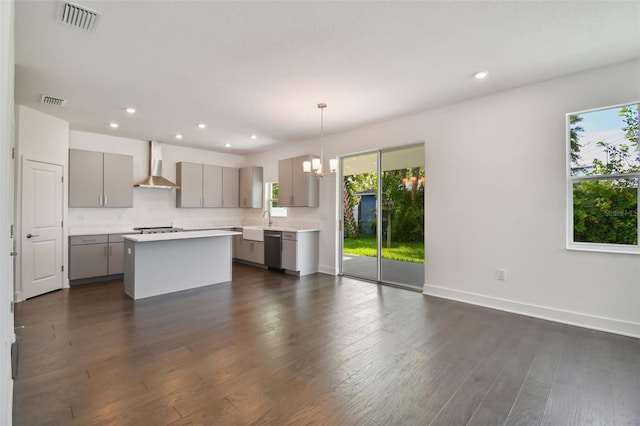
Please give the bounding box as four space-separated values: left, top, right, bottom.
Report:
496 269 507 281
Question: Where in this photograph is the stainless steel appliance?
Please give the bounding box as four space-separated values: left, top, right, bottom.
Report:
264 230 282 270
133 226 183 234
133 141 180 189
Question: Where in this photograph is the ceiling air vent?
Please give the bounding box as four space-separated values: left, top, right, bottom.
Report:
41 95 66 107
58 1 101 32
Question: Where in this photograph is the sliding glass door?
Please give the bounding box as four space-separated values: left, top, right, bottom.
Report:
341 152 378 281
340 145 425 289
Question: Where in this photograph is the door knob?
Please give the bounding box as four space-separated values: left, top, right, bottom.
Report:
26 233 40 239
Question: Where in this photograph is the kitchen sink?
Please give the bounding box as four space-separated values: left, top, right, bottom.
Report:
242 226 264 241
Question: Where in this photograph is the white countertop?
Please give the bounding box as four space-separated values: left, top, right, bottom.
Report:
123 229 241 243
69 224 319 237
244 226 320 233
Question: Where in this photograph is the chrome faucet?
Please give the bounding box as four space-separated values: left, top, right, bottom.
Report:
262 210 272 227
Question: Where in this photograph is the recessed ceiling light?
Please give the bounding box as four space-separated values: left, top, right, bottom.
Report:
198 123 206 129
109 122 119 128
224 143 231 148
473 70 489 79
250 134 257 139
176 134 183 139
125 107 136 114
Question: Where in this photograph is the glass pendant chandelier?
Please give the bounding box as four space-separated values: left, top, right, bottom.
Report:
303 103 337 176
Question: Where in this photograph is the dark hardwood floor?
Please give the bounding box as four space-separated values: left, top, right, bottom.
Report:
13 263 640 425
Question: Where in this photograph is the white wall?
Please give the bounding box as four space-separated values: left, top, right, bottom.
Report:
68 131 249 231
0 0 14 422
247 60 640 337
14 105 69 300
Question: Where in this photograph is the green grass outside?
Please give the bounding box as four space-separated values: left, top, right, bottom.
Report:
343 237 424 264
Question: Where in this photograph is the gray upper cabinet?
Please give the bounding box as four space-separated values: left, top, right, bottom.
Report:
69 149 133 208
177 162 238 208
278 155 319 207
222 167 240 208
239 166 263 208
203 164 223 208
176 162 203 207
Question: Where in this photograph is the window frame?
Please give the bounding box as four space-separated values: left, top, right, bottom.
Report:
566 101 640 254
266 182 287 218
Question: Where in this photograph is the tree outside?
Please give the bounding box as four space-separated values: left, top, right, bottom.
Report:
343 167 425 263
570 104 639 245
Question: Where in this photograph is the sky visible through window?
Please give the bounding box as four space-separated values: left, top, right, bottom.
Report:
574 105 637 170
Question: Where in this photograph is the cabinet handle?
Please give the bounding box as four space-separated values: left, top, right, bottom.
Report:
81 239 97 242
99 195 103 206
104 195 108 206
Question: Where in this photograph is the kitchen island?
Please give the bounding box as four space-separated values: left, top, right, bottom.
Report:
123 229 240 300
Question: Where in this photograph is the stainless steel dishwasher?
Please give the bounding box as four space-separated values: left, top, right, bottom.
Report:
263 230 282 270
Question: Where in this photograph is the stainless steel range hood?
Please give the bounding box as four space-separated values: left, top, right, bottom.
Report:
134 141 179 189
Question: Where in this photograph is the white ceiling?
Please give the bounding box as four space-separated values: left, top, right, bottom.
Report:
14 1 640 154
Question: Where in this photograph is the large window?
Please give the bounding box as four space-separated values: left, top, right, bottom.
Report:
567 102 639 253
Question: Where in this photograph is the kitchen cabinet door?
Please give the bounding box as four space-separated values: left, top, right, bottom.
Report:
176 162 203 207
69 149 134 208
69 243 108 280
108 242 125 275
281 231 318 275
103 153 133 207
69 149 103 207
222 167 240 208
278 157 294 207
239 166 262 208
242 240 264 265
203 164 223 208
278 155 319 207
281 238 297 271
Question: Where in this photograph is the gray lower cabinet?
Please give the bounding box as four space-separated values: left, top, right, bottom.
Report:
281 231 319 276
69 149 134 208
107 234 127 275
69 233 131 280
69 235 108 280
233 236 265 265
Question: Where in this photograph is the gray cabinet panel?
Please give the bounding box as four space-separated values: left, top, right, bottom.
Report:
69 149 103 207
103 153 133 207
278 158 294 206
69 149 134 208
178 162 235 208
108 242 125 275
222 167 239 208
69 244 108 279
281 239 297 271
278 155 319 207
69 233 131 280
281 231 318 275
203 165 223 208
239 166 262 208
176 162 203 207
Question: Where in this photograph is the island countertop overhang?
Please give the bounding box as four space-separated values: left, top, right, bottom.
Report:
123 229 241 243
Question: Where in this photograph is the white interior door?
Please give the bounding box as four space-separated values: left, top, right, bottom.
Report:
21 160 63 299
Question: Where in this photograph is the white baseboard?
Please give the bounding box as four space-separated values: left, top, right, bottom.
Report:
423 284 640 338
318 264 336 275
